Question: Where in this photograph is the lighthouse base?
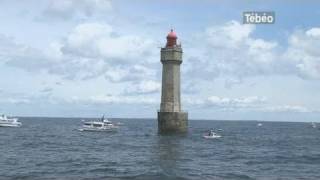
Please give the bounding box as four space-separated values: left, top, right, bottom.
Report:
158 111 188 134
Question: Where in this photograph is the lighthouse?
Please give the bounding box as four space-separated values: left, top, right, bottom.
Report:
158 29 188 133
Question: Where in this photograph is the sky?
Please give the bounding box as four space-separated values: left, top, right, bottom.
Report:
0 0 320 121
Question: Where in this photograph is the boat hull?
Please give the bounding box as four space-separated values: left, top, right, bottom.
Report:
78 126 118 132
78 128 117 132
203 135 221 139
0 122 22 127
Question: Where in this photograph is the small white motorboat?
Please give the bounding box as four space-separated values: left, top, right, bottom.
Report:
311 122 317 129
203 130 221 139
79 115 118 132
257 123 263 127
0 114 22 127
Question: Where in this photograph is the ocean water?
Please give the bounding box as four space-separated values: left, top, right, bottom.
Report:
1 117 320 180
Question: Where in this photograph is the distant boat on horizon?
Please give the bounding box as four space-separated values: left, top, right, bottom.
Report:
203 129 221 139
78 115 118 132
311 122 317 129
257 123 263 127
0 114 22 127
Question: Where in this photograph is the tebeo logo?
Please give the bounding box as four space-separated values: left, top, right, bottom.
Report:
243 11 275 24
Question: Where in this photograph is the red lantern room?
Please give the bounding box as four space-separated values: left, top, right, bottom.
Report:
166 29 177 48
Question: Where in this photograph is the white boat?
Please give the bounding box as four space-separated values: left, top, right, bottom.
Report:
203 130 221 139
79 116 118 132
257 123 263 127
311 122 317 128
0 114 22 127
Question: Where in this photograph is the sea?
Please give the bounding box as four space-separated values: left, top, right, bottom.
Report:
1 117 320 180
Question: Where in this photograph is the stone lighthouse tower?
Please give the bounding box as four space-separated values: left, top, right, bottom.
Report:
158 29 188 133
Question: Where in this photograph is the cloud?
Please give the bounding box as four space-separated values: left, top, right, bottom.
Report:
40 87 53 93
224 77 243 89
123 80 161 95
67 94 158 105
2 19 320 117
184 20 320 88
0 98 31 105
205 20 255 49
283 28 320 79
184 95 316 113
0 35 43 69
184 95 266 108
262 105 313 113
57 22 157 81
184 21 280 83
3 22 158 82
5 20 320 84
306 28 320 37
205 95 267 110
0 91 32 105
182 80 199 94
55 82 63 85
62 22 155 63
42 0 112 20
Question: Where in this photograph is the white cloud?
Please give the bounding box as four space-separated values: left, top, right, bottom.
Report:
184 20 320 88
0 98 31 105
206 95 266 110
262 105 312 113
67 94 157 105
0 35 55 75
40 87 53 93
184 21 280 83
104 64 157 82
124 80 161 94
283 29 320 79
184 95 316 113
42 0 112 20
306 28 320 37
62 22 155 62
5 20 320 84
59 22 157 81
205 20 255 49
3 22 157 81
2 19 320 117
